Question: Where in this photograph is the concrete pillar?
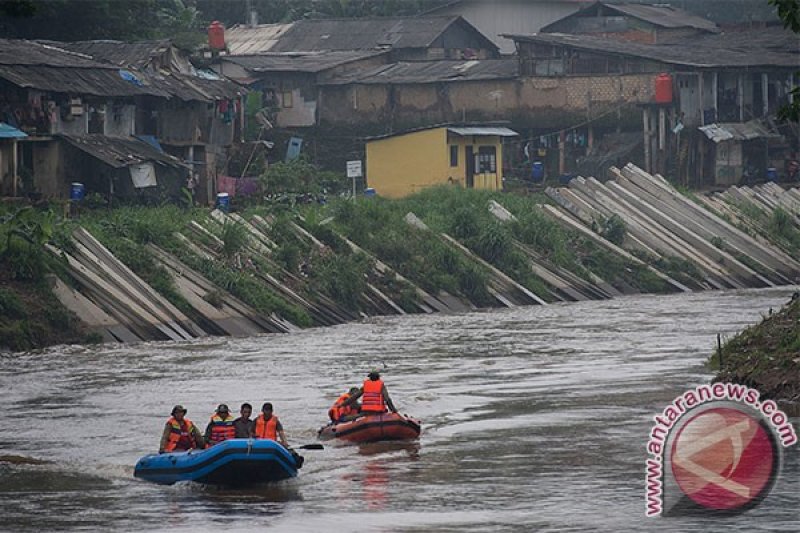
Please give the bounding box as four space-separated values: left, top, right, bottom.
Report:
12 141 19 197
762 73 769 117
658 107 666 174
712 72 718 121
558 130 566 175
643 109 651 173
738 73 744 121
699 72 705 125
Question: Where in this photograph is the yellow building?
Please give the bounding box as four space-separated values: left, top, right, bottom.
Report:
365 125 518 198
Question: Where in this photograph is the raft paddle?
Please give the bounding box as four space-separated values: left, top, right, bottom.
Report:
296 444 324 450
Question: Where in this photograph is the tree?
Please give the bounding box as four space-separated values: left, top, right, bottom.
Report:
770 0 800 121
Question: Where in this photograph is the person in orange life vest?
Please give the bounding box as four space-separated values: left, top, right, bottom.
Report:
204 404 236 446
328 387 361 422
159 405 204 453
343 370 397 415
253 402 288 447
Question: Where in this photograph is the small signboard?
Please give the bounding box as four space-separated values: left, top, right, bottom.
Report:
346 160 363 178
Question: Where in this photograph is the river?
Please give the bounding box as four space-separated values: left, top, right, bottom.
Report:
1 288 798 532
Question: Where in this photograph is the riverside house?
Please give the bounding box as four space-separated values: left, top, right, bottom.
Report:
0 38 244 203
365 124 518 198
215 16 499 130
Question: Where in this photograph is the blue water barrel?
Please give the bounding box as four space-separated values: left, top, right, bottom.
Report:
531 162 544 182
767 167 777 181
364 187 376 197
216 192 230 212
70 182 85 201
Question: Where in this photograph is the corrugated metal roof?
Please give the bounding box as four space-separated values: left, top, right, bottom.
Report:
269 16 497 53
320 58 517 85
562 2 720 33
0 38 105 68
225 23 295 55
0 64 168 97
59 134 187 168
223 50 388 74
507 28 800 68
447 126 518 137
699 121 781 143
608 4 719 32
366 122 517 141
39 40 173 70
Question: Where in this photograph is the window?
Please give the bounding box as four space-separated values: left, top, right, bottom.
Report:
450 145 458 167
477 146 497 173
281 91 293 108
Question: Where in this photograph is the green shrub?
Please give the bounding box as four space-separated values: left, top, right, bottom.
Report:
0 289 26 320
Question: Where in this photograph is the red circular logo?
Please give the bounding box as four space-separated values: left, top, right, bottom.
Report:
670 407 777 510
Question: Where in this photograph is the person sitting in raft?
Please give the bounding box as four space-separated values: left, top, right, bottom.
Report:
204 404 236 446
159 405 204 453
328 387 361 423
253 402 289 448
343 369 398 416
233 402 255 438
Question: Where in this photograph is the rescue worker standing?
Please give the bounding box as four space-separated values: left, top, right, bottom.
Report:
159 405 204 453
253 402 289 447
328 387 361 422
345 370 397 416
205 404 236 446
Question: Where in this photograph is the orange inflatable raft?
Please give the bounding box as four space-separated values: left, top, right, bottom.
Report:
318 412 421 443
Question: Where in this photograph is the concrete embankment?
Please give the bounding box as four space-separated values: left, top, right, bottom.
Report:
2 163 799 351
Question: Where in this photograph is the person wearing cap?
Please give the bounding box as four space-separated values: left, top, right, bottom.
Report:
159 405 204 453
344 370 397 416
253 402 289 447
328 387 361 423
233 402 255 438
204 404 237 446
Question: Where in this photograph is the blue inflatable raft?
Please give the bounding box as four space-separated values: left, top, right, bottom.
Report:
134 439 302 486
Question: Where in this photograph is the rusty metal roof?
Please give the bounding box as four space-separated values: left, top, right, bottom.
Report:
320 58 517 85
269 16 498 53
58 134 187 168
507 28 800 68
223 50 389 74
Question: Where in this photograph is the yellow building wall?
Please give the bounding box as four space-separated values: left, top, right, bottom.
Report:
366 128 505 198
366 128 448 198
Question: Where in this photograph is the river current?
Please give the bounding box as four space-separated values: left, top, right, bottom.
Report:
1 287 798 532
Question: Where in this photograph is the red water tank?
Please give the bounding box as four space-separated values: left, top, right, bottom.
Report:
208 21 226 51
654 73 673 104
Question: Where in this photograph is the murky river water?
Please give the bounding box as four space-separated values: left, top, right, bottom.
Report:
1 288 798 532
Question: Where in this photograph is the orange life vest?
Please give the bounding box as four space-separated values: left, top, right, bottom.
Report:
165 416 197 452
208 414 236 445
329 392 358 422
254 413 279 440
361 379 386 413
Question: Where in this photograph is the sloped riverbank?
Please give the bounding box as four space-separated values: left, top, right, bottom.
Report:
2 164 799 352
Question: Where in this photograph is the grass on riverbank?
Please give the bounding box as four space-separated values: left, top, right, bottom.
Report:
711 294 800 403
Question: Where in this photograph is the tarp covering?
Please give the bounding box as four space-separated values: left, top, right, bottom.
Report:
0 122 27 138
129 162 157 188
